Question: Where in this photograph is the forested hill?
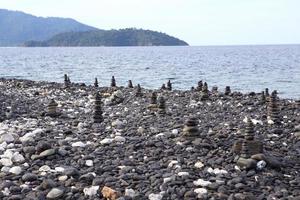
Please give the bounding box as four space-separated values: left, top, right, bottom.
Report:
24 29 189 47
0 9 97 46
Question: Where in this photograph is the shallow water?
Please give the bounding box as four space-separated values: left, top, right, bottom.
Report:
0 45 299 98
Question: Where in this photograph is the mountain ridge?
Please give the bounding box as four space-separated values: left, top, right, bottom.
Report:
0 9 98 46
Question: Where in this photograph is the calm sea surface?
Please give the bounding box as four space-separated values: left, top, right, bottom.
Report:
0 45 299 98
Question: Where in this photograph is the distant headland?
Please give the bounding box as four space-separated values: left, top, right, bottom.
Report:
0 9 188 47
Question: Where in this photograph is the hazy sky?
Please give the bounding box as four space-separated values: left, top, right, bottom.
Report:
1 0 300 45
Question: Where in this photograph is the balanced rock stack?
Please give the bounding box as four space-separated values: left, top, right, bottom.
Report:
64 74 71 88
111 76 116 87
265 88 270 103
200 82 209 101
94 78 99 87
240 118 263 158
128 80 133 88
197 80 203 91
224 86 231 95
167 80 172 91
183 117 199 138
150 92 157 105
261 91 266 103
135 84 142 97
211 86 218 94
237 118 264 169
157 96 166 115
93 92 103 123
267 91 281 124
148 92 158 110
47 99 59 117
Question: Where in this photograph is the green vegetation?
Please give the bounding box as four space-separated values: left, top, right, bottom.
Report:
24 28 188 47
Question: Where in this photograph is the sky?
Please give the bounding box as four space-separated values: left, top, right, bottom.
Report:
1 0 300 46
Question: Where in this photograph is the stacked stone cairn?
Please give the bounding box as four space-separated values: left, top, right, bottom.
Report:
128 80 133 88
47 99 59 117
64 74 71 88
261 91 266 103
148 92 158 110
200 82 209 101
111 76 116 87
93 92 103 123
196 80 203 91
183 117 199 139
267 91 281 125
224 86 231 95
135 84 142 97
167 80 172 91
211 86 218 94
237 118 264 169
157 96 166 115
265 88 270 103
94 78 99 87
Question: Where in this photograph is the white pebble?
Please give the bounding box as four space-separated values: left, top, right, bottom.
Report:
12 152 25 163
194 161 204 169
193 179 212 187
85 160 93 167
9 166 22 175
148 193 163 200
71 141 86 147
100 138 114 145
125 188 136 197
58 175 68 181
39 165 51 172
0 158 12 166
194 188 208 195
54 167 65 172
168 160 178 168
83 186 99 196
171 129 179 135
178 172 189 176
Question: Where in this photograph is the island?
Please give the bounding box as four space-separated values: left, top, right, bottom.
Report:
23 28 189 47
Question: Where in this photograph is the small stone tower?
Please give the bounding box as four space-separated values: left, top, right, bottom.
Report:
47 99 58 117
94 78 99 87
211 86 218 94
128 80 133 88
157 96 166 115
136 84 142 97
225 86 231 95
260 91 266 103
111 76 116 87
150 92 157 105
167 80 172 91
64 74 70 88
161 84 166 90
197 81 203 91
183 117 199 138
267 91 281 124
239 118 263 158
200 82 209 101
93 92 103 123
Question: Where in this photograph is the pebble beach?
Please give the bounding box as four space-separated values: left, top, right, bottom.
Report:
0 78 299 200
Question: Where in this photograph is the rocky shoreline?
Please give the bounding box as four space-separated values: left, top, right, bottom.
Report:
0 78 299 200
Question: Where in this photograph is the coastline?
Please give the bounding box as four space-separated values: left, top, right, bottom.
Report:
0 78 299 199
